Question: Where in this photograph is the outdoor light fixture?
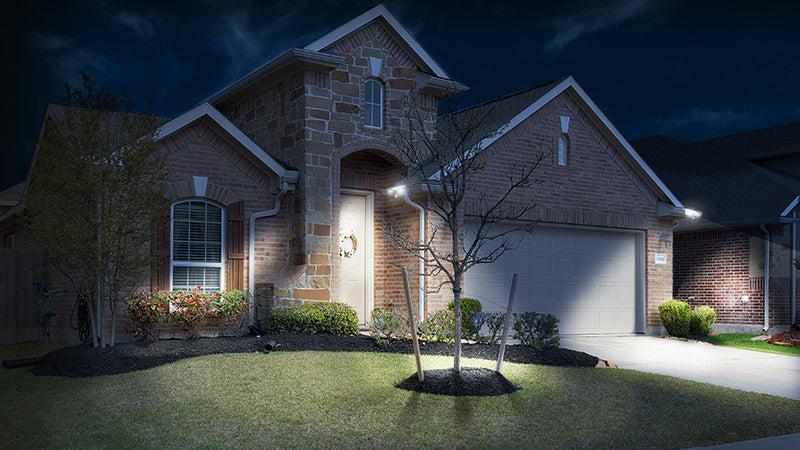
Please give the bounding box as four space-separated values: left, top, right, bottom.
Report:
683 208 702 219
387 184 407 197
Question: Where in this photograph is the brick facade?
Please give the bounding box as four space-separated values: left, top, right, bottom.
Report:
675 226 798 327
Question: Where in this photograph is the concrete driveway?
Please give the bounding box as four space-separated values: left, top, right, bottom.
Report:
561 335 800 400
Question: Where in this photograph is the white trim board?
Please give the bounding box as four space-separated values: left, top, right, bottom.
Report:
304 4 450 79
782 195 800 217
434 76 685 208
156 102 298 183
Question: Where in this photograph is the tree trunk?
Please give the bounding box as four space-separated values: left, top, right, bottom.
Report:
95 288 105 348
109 301 117 347
453 274 463 372
86 295 99 348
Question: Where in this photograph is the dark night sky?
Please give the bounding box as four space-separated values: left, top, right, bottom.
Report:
2 0 799 190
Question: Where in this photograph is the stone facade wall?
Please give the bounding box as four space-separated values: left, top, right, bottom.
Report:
216 18 438 310
674 225 797 326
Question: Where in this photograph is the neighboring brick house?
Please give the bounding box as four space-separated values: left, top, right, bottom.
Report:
1 4 694 342
636 123 800 332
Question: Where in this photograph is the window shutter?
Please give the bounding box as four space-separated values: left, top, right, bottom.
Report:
226 200 245 291
150 201 171 291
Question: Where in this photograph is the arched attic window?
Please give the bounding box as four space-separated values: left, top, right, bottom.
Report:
558 134 570 166
171 200 224 292
364 79 383 129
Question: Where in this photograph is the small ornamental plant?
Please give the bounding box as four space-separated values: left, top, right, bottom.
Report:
126 289 169 340
170 288 210 338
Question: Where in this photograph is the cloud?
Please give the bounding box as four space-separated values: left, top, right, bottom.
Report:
29 33 108 77
546 0 658 51
216 4 321 80
116 11 156 37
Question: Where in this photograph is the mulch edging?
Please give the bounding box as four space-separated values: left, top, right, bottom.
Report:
396 367 520 396
29 333 599 378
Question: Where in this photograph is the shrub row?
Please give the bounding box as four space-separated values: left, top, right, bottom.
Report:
268 302 359 335
126 288 250 340
658 300 717 337
369 300 561 349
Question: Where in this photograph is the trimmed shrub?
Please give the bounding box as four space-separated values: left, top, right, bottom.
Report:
448 297 482 339
513 312 560 348
483 311 512 344
309 302 359 335
369 307 407 339
419 309 456 343
659 300 692 337
126 290 169 340
170 289 210 338
268 302 359 335
690 305 717 336
209 290 250 325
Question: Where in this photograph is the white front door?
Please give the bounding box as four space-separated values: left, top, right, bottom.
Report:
339 192 371 324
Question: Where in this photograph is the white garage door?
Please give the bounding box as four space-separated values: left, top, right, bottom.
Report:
464 225 640 335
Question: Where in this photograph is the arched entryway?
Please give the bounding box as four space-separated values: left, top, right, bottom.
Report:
333 146 421 325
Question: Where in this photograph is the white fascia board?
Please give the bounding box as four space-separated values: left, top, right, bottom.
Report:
434 76 685 208
204 48 343 105
156 103 298 183
781 195 800 217
304 4 450 79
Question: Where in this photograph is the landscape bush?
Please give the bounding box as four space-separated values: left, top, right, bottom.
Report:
512 312 560 348
268 302 359 335
659 300 692 337
447 297 482 339
126 288 250 340
482 311 512 344
369 307 407 339
126 290 169 340
690 305 717 336
419 309 456 343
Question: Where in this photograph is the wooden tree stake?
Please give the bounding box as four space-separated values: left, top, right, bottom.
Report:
402 267 424 383
496 272 519 372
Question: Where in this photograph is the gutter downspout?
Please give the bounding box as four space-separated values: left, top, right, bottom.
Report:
792 212 797 325
249 182 292 324
402 192 426 322
760 224 770 332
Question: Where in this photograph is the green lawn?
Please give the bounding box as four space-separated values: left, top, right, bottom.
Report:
707 333 800 357
2 344 799 449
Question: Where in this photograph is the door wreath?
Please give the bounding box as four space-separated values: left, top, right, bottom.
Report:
339 229 358 258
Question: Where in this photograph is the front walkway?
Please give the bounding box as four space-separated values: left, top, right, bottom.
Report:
561 335 800 400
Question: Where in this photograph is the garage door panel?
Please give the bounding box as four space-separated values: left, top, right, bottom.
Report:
465 225 639 335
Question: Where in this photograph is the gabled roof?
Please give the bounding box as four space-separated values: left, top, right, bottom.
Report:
0 182 25 207
435 76 684 207
304 4 450 79
635 121 800 229
156 103 298 183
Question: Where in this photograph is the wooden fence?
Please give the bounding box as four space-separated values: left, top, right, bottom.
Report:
0 249 47 344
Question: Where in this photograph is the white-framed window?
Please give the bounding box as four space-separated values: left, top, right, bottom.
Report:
170 200 224 292
558 134 569 166
364 79 383 128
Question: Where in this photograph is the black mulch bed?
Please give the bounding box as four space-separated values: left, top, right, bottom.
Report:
29 333 599 378
396 368 520 396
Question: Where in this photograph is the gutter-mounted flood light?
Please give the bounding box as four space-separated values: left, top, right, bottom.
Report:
683 208 702 219
387 184 407 197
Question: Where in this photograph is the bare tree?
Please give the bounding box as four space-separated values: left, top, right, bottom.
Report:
388 91 546 372
24 74 167 347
